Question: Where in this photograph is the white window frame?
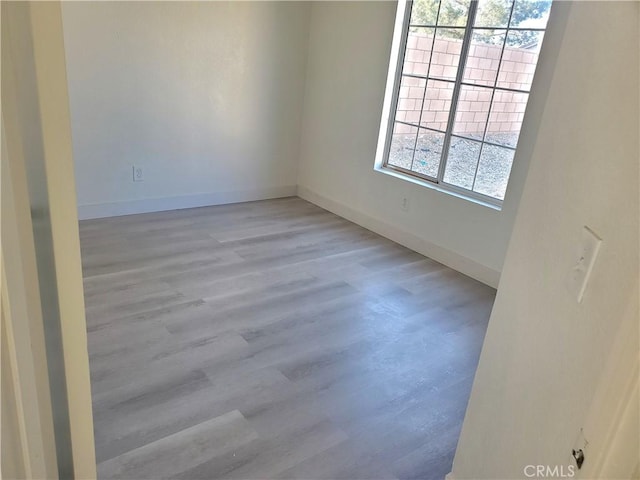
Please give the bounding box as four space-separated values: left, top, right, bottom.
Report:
374 0 549 209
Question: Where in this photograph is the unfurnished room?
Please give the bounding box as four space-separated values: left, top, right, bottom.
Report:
1 1 639 480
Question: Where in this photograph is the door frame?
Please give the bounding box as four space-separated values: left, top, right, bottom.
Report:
2 2 96 478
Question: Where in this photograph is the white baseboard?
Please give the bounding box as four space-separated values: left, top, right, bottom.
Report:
77 185 297 220
444 473 456 480
297 185 500 288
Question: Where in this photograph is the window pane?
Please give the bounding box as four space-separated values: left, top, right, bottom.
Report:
496 31 543 90
410 0 440 26
474 0 513 28
510 0 552 28
485 90 528 147
384 0 551 202
395 76 426 125
403 28 435 76
413 130 445 178
437 0 472 27
388 123 417 170
443 137 482 189
463 29 505 86
430 28 464 80
453 85 492 140
473 144 515 199
421 80 454 131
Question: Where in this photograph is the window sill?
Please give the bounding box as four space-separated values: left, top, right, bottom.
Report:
374 165 503 212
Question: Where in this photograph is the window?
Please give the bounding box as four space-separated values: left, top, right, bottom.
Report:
379 0 553 205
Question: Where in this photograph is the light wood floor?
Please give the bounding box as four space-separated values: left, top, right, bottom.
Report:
79 197 495 480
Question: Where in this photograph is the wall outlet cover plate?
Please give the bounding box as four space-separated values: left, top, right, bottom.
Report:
133 166 143 182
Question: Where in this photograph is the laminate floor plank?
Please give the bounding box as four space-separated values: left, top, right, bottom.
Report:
80 197 495 480
98 410 259 480
94 367 289 464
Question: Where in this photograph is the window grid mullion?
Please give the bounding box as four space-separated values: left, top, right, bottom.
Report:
452 133 516 151
436 0 480 184
463 82 529 95
471 0 517 191
409 1 443 172
382 1 414 172
471 0 516 191
409 25 546 32
396 120 446 135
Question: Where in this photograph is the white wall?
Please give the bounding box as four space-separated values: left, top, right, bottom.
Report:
63 0 560 280
450 2 639 478
62 1 310 219
296 1 564 285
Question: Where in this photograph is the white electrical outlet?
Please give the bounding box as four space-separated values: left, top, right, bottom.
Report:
567 226 602 303
401 197 410 212
133 166 144 182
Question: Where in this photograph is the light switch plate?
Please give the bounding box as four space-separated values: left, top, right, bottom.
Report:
568 226 602 303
